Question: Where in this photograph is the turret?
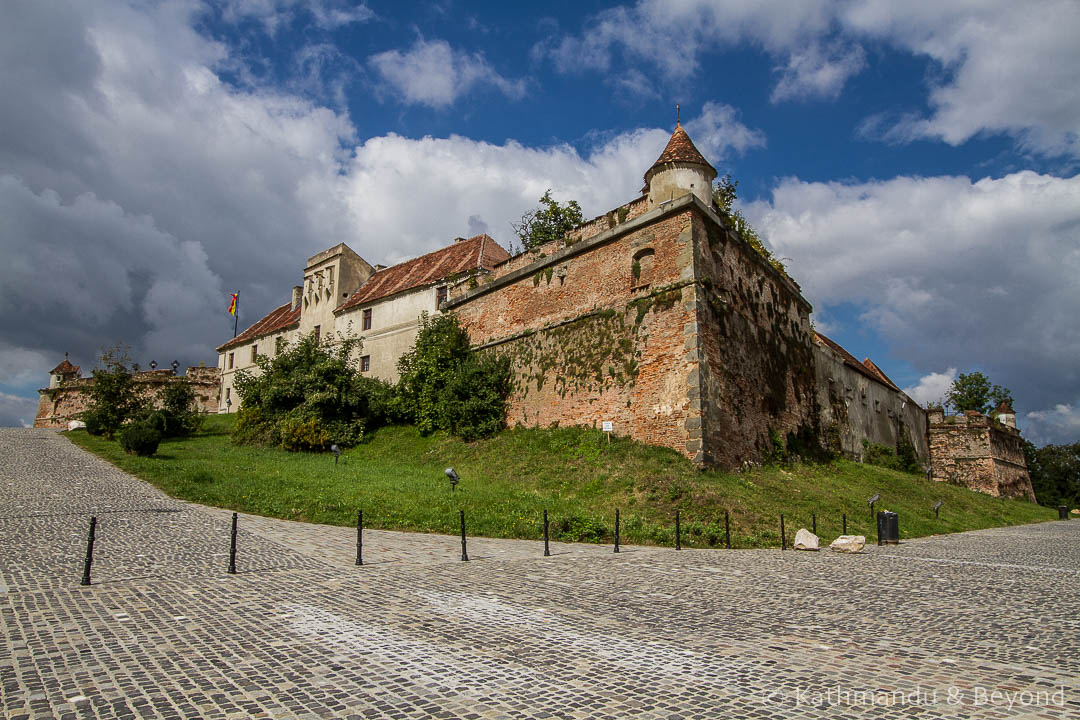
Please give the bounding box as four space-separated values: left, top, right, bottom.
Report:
995 400 1016 429
643 115 717 210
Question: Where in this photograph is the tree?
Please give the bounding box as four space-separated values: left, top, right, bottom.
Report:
711 175 786 274
1024 439 1080 507
395 313 510 439
82 344 145 438
233 332 393 450
945 372 1014 414
145 380 204 438
512 190 584 252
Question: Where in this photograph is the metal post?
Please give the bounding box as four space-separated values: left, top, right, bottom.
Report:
355 510 363 566
780 514 786 551
812 513 817 535
543 509 551 557
614 508 620 554
460 510 469 562
870 501 875 522
80 516 97 586
724 510 731 550
842 513 847 535
675 510 681 550
228 512 238 574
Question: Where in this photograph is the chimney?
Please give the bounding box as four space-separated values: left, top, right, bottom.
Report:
291 285 303 311
454 236 467 243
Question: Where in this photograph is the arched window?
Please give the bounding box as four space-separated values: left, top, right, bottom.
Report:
631 248 655 288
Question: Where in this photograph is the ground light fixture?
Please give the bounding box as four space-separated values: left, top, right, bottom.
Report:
445 467 460 492
331 444 342 465
868 492 881 520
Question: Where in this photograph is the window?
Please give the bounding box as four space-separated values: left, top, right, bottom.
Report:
228 352 234 369
225 387 230 401
251 345 258 363
632 249 655 287
360 355 370 372
314 325 321 342
436 286 448 306
362 309 372 330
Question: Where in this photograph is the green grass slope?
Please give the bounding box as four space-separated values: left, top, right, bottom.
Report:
66 415 1055 548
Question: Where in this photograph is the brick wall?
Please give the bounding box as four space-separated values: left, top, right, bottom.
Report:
928 410 1035 500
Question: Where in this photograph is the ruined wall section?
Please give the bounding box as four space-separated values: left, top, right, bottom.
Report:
812 344 929 463
35 368 221 429
450 204 703 460
928 410 1035 501
692 207 819 467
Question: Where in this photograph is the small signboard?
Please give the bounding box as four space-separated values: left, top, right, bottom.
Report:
602 421 613 433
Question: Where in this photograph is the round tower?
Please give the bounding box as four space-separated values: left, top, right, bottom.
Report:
643 117 717 210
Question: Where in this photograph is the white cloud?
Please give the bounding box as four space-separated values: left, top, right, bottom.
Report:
1024 404 1080 446
0 392 38 428
903 368 956 409
368 38 525 108
746 170 1080 440
221 0 373 33
842 0 1080 158
539 0 1080 157
684 102 766 159
770 42 866 103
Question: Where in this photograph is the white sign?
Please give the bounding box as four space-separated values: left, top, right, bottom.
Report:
602 421 613 433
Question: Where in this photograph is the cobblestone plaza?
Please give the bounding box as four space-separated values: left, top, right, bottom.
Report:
2 429 1077 719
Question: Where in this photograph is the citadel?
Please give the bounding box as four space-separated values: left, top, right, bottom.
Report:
36 122 1035 501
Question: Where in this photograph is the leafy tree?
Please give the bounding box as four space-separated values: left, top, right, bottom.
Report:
512 189 584 252
1024 439 1080 507
82 344 145 438
233 332 393 450
712 175 786 275
144 380 204 438
395 313 511 439
945 371 1014 414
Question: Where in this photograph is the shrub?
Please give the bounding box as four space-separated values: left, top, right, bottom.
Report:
82 345 145 438
119 423 161 456
862 439 921 474
395 314 511 440
154 381 204 438
83 409 106 436
233 331 388 450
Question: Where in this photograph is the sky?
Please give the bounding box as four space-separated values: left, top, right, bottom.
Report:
1 0 1078 445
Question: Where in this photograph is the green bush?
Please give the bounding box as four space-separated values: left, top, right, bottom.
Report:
395 314 510 440
82 345 145 438
862 439 920 474
153 381 204 438
83 409 106 436
233 332 390 450
119 423 161 456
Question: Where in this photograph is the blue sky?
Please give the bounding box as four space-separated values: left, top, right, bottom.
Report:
2 0 1079 444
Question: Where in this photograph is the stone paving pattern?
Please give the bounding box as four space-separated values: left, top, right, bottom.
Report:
1 428 1078 719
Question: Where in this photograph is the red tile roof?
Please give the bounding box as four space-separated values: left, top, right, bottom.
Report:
646 122 716 178
217 302 300 352
337 234 508 312
814 332 901 392
49 356 80 375
860 358 900 392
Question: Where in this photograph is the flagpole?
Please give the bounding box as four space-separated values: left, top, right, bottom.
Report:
233 292 239 338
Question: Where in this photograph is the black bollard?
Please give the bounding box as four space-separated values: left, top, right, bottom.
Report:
614 508 620 554
355 510 364 566
780 514 786 551
228 512 238 574
675 510 681 550
80 516 97 587
812 513 817 535
543 509 551 557
724 510 731 550
842 513 847 536
460 510 469 562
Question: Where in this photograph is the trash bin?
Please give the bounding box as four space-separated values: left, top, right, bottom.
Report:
1059 505 1070 520
877 511 899 545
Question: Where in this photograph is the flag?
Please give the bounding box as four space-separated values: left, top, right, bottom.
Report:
227 293 238 316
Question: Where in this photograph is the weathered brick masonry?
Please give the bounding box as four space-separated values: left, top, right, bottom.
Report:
928 408 1035 500
448 192 819 468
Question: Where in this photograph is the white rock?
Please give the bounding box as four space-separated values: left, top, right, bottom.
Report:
67 420 86 430
794 528 819 551
830 535 866 553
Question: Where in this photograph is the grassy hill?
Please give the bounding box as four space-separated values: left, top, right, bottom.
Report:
67 415 1055 548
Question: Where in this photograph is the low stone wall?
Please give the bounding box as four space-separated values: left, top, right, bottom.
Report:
34 368 221 429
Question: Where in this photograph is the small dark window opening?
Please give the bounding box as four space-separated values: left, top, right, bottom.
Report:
436 286 448 307
632 248 655 287
360 355 370 372
228 352 234 369
314 325 321 342
251 345 258 363
362 309 372 330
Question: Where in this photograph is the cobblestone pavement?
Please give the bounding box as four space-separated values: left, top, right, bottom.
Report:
2 429 1078 719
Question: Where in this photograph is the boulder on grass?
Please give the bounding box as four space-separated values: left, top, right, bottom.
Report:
67 420 86 430
830 535 866 553
794 528 819 551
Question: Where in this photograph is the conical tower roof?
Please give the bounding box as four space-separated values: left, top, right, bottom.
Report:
644 121 716 185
